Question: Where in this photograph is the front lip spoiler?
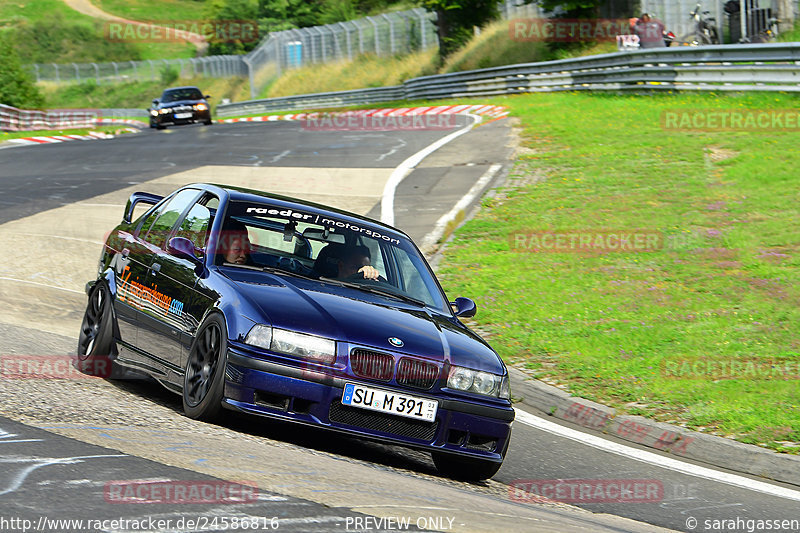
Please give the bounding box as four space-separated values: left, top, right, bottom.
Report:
227 350 515 422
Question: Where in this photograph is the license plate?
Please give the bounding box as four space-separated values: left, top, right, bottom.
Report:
342 383 438 422
174 112 192 119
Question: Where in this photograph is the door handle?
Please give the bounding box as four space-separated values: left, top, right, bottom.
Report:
151 263 161 275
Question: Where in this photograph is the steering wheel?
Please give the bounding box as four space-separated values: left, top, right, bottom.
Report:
343 271 387 283
278 256 302 273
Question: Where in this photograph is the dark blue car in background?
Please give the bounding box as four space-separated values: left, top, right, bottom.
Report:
77 183 514 480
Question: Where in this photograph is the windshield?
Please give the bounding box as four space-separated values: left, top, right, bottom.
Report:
216 200 448 312
161 88 203 102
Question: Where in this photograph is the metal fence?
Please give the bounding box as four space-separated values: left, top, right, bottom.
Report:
27 7 438 96
30 55 248 85
244 8 438 98
217 43 800 116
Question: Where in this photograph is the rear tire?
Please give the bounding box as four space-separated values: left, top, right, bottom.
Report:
75 281 118 378
183 313 227 421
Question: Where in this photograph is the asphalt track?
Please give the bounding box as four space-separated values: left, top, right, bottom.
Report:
0 119 798 533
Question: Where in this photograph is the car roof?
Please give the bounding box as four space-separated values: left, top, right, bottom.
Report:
163 86 202 92
192 183 410 240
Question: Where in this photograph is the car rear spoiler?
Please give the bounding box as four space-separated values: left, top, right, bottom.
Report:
123 192 163 223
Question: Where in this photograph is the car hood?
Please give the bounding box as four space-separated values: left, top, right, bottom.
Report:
223 269 504 374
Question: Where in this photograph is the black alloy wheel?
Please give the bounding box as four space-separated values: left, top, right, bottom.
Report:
183 313 227 420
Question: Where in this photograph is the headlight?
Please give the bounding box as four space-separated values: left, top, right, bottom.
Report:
244 324 272 350
159 108 170 114
150 110 158 116
245 325 336 364
447 365 507 398
194 103 208 111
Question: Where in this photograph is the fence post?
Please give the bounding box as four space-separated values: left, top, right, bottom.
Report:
340 22 353 61
417 10 427 50
92 62 99 81
383 14 396 55
73 63 80 82
367 16 380 55
112 62 118 81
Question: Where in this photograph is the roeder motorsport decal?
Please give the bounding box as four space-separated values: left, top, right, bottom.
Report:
118 265 185 317
244 205 401 245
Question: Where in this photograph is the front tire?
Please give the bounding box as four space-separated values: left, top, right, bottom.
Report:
183 313 227 421
75 281 118 378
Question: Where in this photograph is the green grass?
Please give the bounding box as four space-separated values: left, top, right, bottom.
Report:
438 91 800 453
0 125 130 141
94 0 207 22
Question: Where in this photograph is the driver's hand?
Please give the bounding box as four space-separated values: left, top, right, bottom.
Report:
358 266 380 280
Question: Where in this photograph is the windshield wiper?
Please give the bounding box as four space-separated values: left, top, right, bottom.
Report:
320 278 426 307
261 265 317 281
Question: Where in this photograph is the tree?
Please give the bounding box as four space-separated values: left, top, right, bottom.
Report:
420 0 500 61
0 33 44 110
204 0 260 55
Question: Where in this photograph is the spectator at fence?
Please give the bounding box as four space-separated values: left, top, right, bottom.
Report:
633 13 666 48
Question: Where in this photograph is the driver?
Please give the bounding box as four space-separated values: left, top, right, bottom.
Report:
336 245 379 280
218 222 252 265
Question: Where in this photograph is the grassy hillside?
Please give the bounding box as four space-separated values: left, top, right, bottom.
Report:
0 0 196 62
41 76 250 111
94 0 207 21
264 20 619 98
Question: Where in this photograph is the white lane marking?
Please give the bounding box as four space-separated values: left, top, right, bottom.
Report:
0 454 127 497
0 276 83 294
380 114 482 226
269 150 291 163
515 408 800 502
419 163 502 252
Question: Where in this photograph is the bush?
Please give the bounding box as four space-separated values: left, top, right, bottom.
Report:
0 33 44 109
160 65 180 86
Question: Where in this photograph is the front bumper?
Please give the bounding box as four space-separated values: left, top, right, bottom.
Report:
223 347 514 462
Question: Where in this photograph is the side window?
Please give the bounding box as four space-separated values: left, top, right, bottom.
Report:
176 194 218 254
144 189 200 249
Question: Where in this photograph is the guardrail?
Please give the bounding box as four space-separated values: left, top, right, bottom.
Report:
217 43 800 116
0 105 148 132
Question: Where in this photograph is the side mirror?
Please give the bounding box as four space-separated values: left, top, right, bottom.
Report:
451 297 477 318
204 94 211 99
167 237 203 267
152 99 159 106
